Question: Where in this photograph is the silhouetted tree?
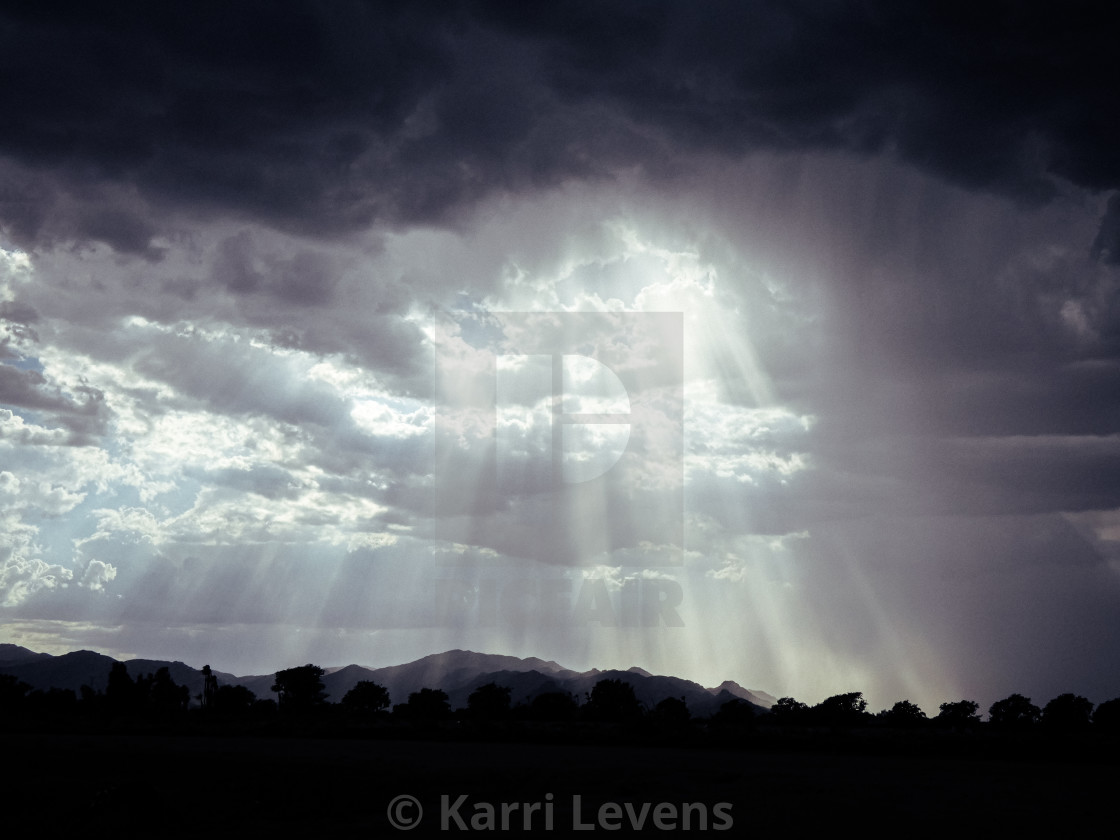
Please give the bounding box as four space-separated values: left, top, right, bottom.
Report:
214 684 257 716
106 661 138 714
149 667 189 714
812 692 868 727
404 688 451 719
710 698 754 729
79 683 100 711
1093 697 1120 730
0 674 31 712
341 680 391 715
770 697 810 725
934 700 981 729
26 687 78 717
988 693 1040 729
651 696 692 727
200 664 218 709
271 664 327 712
1040 693 1093 730
585 678 641 722
135 671 158 712
877 700 928 728
467 682 511 720
528 691 578 721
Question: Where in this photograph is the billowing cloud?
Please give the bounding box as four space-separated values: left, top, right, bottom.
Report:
2 2 1118 256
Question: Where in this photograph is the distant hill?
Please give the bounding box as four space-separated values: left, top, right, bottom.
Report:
0 644 52 667
0 646 775 713
232 649 580 705
710 680 777 709
221 650 773 714
359 650 579 706
0 650 237 698
0 650 119 692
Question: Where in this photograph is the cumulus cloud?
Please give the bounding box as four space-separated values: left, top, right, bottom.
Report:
0 513 72 607
76 558 117 592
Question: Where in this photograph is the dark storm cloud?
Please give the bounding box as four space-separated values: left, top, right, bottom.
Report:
0 0 453 251
0 299 39 325
0 363 107 441
1 1 1116 257
806 430 1120 519
212 231 339 305
1092 194 1120 265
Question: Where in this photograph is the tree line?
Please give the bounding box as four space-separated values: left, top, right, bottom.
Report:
4 662 1120 735
769 691 1120 731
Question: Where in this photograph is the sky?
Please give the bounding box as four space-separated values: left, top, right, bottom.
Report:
2 1 1120 714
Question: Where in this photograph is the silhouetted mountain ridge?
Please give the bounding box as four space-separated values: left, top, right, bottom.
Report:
714 680 778 709
0 646 775 713
1 650 118 692
0 644 52 667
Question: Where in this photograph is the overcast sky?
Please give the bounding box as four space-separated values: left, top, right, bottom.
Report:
2 1 1119 713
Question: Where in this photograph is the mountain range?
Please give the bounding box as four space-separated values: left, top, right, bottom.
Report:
0 643 776 716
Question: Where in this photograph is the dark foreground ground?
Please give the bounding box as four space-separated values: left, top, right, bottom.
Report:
6 731 1119 835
